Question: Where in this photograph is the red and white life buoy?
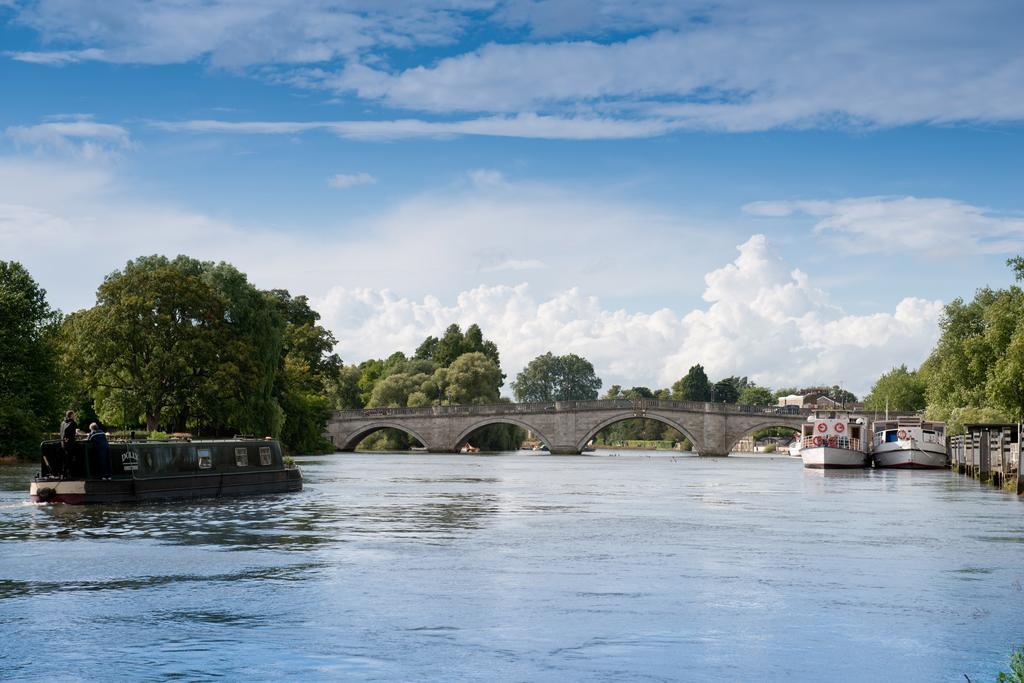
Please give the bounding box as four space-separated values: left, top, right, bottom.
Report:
835 422 845 433
817 422 828 433
898 429 908 440
813 436 822 447
828 436 838 447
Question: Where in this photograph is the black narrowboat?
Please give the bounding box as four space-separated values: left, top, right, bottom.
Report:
30 437 302 504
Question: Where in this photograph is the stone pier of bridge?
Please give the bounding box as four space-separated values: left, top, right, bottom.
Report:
325 399 810 456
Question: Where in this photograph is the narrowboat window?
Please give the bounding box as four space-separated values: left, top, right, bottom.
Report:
198 449 212 469
259 446 272 466
235 447 248 467
923 430 935 436
850 426 861 439
885 430 899 443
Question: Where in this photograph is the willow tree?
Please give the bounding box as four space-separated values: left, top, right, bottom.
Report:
62 255 290 436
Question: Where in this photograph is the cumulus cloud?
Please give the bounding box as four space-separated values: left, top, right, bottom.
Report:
314 235 942 396
662 235 943 393
0 154 943 396
4 118 134 159
327 172 376 189
743 196 1024 256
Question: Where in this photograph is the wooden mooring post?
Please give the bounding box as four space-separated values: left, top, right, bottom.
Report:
951 423 1021 493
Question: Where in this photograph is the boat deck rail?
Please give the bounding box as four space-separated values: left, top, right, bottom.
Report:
802 435 863 451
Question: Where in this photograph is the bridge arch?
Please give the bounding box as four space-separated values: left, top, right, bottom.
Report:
725 419 802 455
452 417 554 451
575 411 700 454
338 421 431 452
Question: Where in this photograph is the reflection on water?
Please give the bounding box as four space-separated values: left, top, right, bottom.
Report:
1 452 1023 681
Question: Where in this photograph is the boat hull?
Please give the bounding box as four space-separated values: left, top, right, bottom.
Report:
872 444 948 469
801 446 867 469
30 469 302 505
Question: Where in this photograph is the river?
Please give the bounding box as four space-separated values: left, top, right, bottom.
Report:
1 451 1022 681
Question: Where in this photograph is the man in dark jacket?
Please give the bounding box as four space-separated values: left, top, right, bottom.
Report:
59 410 79 478
88 423 112 480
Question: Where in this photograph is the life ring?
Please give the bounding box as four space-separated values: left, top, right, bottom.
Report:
828 436 838 447
813 436 822 447
898 430 908 440
817 422 828 433
835 422 845 433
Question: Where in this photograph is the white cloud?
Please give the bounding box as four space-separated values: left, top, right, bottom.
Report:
0 152 717 315
13 2 1024 133
743 196 1024 256
662 235 943 394
4 119 134 159
152 113 679 140
0 154 943 396
8 0 477 67
327 172 376 189
321 4 1024 130
314 235 942 397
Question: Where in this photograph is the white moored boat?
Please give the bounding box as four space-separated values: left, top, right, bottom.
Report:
871 417 948 469
799 410 868 469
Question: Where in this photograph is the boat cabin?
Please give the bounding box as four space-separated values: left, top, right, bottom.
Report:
32 437 302 504
801 410 866 451
39 437 287 480
871 416 945 448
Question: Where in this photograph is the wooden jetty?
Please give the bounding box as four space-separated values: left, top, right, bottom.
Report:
948 423 1023 494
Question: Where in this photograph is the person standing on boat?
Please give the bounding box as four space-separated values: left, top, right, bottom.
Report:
59 410 80 478
88 423 112 480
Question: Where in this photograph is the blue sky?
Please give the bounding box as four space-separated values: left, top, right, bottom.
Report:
1 1 1023 396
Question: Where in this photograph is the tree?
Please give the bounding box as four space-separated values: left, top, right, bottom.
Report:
863 365 926 412
0 261 61 456
672 364 711 402
417 323 501 370
738 385 774 406
63 255 229 432
441 352 502 405
827 385 857 405
712 378 740 403
511 352 602 402
270 290 342 453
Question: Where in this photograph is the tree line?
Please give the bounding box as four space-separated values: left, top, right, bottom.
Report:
2 254 864 457
862 258 1024 433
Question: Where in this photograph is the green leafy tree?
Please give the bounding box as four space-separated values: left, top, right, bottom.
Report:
672 364 711 402
271 290 341 453
0 261 61 456
63 255 229 432
863 365 926 412
827 385 858 405
603 384 624 399
738 385 774 406
441 352 502 405
712 378 740 403
511 352 602 402
325 365 363 409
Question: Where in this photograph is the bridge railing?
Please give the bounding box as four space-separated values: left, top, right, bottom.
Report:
333 399 812 420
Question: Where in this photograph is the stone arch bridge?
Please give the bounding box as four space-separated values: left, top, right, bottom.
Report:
325 399 811 456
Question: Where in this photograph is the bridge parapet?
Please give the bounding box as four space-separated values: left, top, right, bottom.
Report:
327 399 813 455
337 399 812 420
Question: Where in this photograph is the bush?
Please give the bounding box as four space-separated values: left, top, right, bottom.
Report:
763 443 777 453
998 643 1024 683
